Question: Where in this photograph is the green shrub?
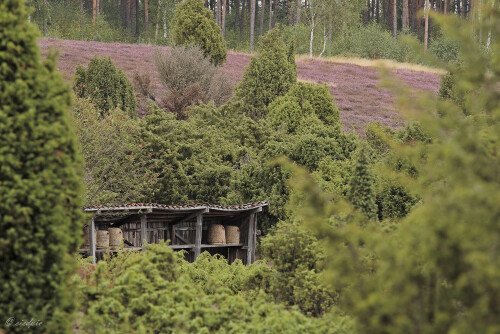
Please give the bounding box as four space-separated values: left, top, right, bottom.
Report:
0 1 84 332
268 95 314 133
79 243 349 333
72 97 155 205
73 56 136 117
234 28 297 119
283 11 500 333
346 144 378 221
330 24 404 61
261 221 336 316
429 32 461 64
172 0 227 66
376 184 418 221
268 82 341 132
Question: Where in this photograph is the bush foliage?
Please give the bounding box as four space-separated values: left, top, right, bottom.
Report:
234 28 297 119
0 1 84 332
73 56 136 117
172 0 227 66
154 45 233 118
77 244 353 333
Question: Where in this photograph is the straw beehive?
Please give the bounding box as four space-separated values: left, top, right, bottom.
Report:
207 224 226 245
96 230 109 249
82 226 97 249
108 228 123 249
225 226 240 244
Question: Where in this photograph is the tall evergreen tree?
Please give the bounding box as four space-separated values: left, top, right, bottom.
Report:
234 28 297 119
347 144 378 220
0 0 84 332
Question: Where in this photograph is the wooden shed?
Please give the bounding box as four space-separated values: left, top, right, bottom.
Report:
82 201 268 264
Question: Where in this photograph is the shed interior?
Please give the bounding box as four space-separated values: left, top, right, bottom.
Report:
81 202 268 264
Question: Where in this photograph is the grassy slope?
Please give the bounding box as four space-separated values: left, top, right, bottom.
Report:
39 38 441 133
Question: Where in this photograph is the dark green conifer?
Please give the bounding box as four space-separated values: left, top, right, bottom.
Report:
347 144 378 221
235 28 297 119
172 0 227 66
0 0 84 332
73 56 136 117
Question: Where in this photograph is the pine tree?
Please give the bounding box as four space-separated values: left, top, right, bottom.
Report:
0 0 84 332
347 144 378 221
234 28 297 119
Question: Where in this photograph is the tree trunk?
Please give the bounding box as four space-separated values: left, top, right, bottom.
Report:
260 0 266 36
296 0 301 23
136 0 139 37
250 0 256 51
217 0 221 26
163 7 167 39
93 0 97 25
402 0 409 30
309 0 314 58
145 0 149 32
269 0 273 29
240 0 246 38
393 0 397 38
461 0 466 18
376 0 380 23
222 0 227 37
272 0 278 27
319 25 327 57
235 0 240 31
424 0 429 50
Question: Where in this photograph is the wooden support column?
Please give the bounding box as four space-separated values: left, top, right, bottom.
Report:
89 216 96 264
194 214 203 260
141 214 148 247
252 213 257 263
247 213 255 265
169 223 176 245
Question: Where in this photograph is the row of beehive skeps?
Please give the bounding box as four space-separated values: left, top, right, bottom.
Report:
82 226 124 250
207 225 240 245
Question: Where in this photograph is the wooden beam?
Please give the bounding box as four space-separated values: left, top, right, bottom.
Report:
109 214 137 227
225 207 262 225
141 214 148 246
193 214 203 260
171 208 208 226
175 232 189 245
89 216 96 264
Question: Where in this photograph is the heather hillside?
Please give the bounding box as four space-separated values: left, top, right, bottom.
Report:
39 38 441 132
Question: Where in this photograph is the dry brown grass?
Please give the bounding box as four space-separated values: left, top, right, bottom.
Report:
295 54 446 75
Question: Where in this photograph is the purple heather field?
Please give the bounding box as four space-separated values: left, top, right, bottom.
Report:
39 38 441 133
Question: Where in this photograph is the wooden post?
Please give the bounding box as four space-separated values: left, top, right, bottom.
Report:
194 214 203 260
169 223 176 245
89 217 96 264
247 213 255 265
252 213 257 263
141 214 148 247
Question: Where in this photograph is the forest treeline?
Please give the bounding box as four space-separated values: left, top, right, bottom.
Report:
28 0 492 63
